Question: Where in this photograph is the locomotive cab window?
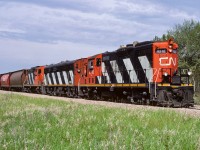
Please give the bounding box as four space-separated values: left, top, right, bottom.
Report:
24 70 27 74
38 69 41 74
156 49 167 54
172 49 177 54
103 56 109 61
34 70 37 76
88 60 94 70
96 58 101 66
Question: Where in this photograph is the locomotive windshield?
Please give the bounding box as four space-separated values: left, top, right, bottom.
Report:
172 49 177 53
156 49 167 53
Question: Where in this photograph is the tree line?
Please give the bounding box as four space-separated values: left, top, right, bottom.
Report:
154 20 200 92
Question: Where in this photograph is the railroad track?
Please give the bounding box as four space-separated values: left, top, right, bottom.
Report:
188 105 200 110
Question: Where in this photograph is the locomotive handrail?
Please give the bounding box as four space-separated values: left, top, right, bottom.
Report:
154 68 161 98
148 68 158 95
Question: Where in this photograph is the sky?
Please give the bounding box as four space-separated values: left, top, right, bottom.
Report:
0 0 200 73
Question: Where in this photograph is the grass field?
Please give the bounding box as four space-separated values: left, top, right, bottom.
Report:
0 93 200 150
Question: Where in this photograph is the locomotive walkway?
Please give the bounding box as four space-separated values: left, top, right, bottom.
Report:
0 90 200 117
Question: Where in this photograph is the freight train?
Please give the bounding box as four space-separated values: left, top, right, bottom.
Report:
0 39 194 107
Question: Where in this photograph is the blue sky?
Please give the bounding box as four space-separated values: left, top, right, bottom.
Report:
0 0 199 73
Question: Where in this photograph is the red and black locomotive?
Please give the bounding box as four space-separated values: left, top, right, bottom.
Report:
0 39 194 107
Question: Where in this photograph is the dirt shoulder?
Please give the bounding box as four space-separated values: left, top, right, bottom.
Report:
0 90 200 118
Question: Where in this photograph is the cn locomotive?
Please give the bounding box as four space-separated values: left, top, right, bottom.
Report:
0 39 194 107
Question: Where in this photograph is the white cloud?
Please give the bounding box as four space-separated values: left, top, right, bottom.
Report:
0 26 25 34
0 1 198 45
168 9 198 20
0 38 115 73
0 2 150 41
0 0 199 73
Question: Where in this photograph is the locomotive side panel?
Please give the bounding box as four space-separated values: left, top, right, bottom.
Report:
101 43 153 84
23 66 45 93
85 54 102 85
27 66 45 86
44 61 74 87
129 43 153 83
44 61 75 96
74 58 88 86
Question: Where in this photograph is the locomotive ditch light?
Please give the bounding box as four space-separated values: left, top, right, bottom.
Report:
142 92 147 96
164 72 168 76
169 45 172 49
188 71 192 76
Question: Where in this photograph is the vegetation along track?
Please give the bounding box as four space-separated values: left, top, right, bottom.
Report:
0 90 200 117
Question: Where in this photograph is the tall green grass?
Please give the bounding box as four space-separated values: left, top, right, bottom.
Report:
0 93 200 150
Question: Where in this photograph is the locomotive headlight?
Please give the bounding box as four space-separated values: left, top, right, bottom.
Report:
188 71 192 76
164 72 168 76
168 45 173 53
169 45 172 49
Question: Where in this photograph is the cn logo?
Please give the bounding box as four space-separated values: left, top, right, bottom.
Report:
159 57 177 66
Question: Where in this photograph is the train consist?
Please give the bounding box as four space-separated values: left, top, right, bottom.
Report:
0 39 194 107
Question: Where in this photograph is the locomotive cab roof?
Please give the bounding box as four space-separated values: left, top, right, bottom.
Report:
45 60 75 72
45 60 74 68
115 41 153 53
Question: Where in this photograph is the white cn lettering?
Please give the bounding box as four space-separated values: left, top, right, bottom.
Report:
159 57 176 66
